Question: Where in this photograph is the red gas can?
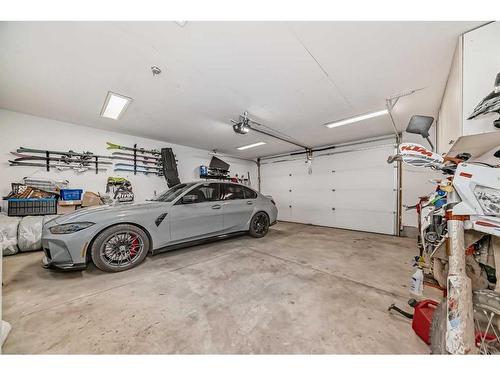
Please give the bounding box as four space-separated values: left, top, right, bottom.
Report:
412 299 438 344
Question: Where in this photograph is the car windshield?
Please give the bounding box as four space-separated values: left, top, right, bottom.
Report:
152 183 197 202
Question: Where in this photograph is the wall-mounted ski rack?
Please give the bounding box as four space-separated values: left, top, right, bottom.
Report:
107 142 163 177
11 147 112 174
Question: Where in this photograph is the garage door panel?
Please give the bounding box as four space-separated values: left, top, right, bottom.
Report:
332 169 395 190
291 184 334 225
332 188 395 211
332 208 395 235
260 142 397 235
328 147 395 169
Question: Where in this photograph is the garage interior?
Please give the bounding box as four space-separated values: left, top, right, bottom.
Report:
1 20 500 355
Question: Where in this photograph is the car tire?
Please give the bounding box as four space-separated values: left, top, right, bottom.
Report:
248 212 270 238
90 224 150 272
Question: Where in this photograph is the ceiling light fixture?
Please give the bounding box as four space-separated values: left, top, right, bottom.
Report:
324 109 389 129
237 142 266 150
100 92 133 120
232 111 251 134
233 122 251 134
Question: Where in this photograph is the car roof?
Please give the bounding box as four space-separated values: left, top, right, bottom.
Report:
190 180 255 188
188 179 258 192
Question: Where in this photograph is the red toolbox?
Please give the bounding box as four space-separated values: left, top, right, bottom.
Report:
412 299 438 344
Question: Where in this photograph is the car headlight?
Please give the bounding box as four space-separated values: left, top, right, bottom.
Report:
49 222 95 234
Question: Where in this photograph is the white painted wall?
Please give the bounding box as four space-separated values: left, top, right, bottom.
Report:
260 137 398 235
0 109 258 211
463 22 500 136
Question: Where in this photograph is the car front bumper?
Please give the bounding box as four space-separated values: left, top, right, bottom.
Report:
42 253 87 271
41 225 92 271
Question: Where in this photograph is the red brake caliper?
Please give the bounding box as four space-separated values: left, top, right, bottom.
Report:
130 235 139 258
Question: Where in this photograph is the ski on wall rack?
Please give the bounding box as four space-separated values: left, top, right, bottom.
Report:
9 160 108 173
111 151 161 160
107 142 166 176
113 167 161 175
10 152 113 165
111 154 161 165
13 147 112 174
114 163 162 171
17 147 112 159
107 142 180 186
106 142 161 156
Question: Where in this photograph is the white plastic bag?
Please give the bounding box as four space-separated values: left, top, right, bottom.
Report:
0 213 21 256
17 216 44 252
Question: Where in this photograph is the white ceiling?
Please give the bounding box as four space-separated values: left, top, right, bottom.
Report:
0 21 483 158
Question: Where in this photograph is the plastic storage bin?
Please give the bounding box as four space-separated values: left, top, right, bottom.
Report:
59 189 83 201
7 198 57 217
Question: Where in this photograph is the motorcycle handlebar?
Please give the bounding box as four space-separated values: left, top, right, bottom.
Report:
387 155 401 164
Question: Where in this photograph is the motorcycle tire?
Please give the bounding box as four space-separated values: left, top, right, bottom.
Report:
430 290 500 354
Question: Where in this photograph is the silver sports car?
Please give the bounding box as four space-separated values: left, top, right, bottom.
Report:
41 181 278 272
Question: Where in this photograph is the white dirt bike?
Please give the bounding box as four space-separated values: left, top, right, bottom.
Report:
390 115 500 354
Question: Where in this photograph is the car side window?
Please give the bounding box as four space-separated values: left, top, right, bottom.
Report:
222 184 245 200
183 183 220 204
243 187 257 199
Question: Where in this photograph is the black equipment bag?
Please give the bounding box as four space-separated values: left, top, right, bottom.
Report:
209 156 230 171
161 148 181 187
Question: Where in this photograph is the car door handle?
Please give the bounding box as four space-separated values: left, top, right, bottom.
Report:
246 201 253 205
211 204 222 209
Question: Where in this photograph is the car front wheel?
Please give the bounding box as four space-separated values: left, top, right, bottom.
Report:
90 224 150 272
249 212 270 238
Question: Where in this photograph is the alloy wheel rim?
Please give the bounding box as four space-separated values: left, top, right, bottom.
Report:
253 213 269 235
100 231 144 268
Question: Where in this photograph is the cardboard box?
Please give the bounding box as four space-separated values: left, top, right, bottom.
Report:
81 192 103 207
58 200 82 206
57 200 81 214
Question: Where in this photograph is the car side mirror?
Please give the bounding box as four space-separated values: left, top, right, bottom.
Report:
182 194 199 204
406 115 435 151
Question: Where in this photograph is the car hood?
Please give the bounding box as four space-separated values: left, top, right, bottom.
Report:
54 200 170 224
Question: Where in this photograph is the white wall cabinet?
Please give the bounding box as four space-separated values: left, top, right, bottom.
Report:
437 38 463 155
438 22 500 154
463 22 500 136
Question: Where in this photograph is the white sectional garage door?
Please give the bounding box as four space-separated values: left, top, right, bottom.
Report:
260 141 398 235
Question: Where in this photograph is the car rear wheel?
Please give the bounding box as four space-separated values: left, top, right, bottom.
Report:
90 224 150 272
249 212 269 238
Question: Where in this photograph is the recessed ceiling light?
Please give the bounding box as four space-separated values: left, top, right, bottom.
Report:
151 66 162 76
100 92 133 120
175 21 187 27
237 142 266 150
324 109 389 128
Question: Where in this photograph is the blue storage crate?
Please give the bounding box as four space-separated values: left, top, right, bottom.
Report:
60 189 83 201
7 198 57 217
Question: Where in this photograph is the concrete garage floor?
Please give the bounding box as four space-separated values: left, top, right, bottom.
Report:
2 222 431 354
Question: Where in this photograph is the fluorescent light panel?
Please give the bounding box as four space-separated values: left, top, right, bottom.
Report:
325 109 388 128
237 142 266 150
101 92 132 120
